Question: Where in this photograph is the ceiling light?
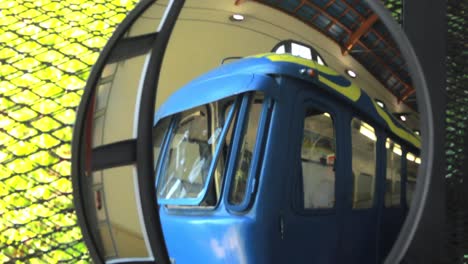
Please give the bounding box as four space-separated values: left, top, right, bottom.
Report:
345 69 357 78
375 99 385 108
393 112 410 122
230 14 245 22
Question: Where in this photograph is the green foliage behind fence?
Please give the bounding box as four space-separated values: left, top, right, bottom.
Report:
0 0 137 262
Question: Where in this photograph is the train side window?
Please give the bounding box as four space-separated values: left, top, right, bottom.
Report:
153 117 171 169
228 95 264 206
291 42 313 60
316 55 325 66
406 153 420 206
385 138 403 207
275 45 286 54
301 110 336 209
351 119 377 209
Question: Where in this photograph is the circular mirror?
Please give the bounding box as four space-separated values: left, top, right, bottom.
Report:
72 0 432 263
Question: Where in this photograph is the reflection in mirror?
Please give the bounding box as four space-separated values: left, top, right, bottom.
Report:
155 95 239 207
301 110 336 209
406 152 420 206
87 166 148 259
228 94 264 206
152 0 421 263
92 1 170 147
352 118 376 209
127 0 170 37
78 1 173 262
92 53 148 147
385 138 402 207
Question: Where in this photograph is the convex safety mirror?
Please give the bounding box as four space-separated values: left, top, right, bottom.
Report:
72 0 432 263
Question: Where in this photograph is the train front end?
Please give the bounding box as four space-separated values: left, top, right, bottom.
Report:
153 55 288 264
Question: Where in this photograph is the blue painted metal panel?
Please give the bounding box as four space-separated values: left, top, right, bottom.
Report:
154 72 279 124
160 208 272 264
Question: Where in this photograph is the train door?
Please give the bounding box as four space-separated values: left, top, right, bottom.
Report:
378 138 406 260
339 115 381 263
281 87 344 263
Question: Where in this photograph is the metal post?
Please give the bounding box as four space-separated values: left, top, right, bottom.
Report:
402 0 447 262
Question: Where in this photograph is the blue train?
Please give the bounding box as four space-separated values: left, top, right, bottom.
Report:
152 46 421 263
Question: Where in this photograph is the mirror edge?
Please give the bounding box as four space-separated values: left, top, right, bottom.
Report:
134 1 186 264
365 1 434 263
71 0 157 263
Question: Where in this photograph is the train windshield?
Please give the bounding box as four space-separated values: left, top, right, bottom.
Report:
154 92 266 208
155 97 237 206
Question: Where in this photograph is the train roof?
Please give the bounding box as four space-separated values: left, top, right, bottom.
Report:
155 53 420 149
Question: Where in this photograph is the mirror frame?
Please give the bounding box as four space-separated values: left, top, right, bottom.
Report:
368 2 433 262
71 0 184 263
71 1 156 261
71 0 437 263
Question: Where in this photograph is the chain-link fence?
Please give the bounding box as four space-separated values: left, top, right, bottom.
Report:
0 0 138 262
384 0 402 24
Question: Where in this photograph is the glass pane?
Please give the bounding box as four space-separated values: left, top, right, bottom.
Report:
127 1 170 37
406 152 420 206
91 53 151 147
317 55 325 66
153 117 171 168
79 3 172 260
158 106 214 201
89 0 169 148
301 111 335 209
275 45 286 54
291 42 312 60
156 97 236 206
229 97 264 205
351 119 377 209
385 138 402 207
89 166 150 260
224 103 236 149
210 98 237 204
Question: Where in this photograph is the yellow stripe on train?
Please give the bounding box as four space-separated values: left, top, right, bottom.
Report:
373 101 421 148
257 53 361 102
253 53 420 148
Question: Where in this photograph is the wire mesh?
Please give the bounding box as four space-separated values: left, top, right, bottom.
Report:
0 0 138 263
444 0 468 262
383 0 468 260
384 0 402 24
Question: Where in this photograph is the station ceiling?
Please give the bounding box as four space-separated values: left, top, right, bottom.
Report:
238 0 417 110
